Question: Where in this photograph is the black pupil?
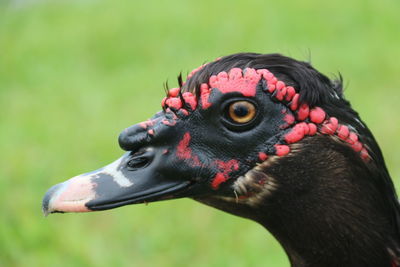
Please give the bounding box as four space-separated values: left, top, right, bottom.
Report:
234 105 249 117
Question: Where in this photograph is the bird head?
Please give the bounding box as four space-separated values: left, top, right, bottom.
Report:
42 53 383 221
42 52 400 267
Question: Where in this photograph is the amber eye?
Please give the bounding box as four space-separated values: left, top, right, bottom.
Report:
227 101 257 124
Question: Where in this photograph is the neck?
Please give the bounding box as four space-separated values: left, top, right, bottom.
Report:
196 137 400 267
257 188 398 267
260 138 400 266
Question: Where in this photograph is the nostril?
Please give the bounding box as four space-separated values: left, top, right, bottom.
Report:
126 156 151 170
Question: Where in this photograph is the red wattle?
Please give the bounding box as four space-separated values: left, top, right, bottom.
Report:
337 125 350 140
290 94 300 111
168 87 180 97
297 104 310 121
259 152 268 161
309 107 326 124
275 144 290 156
165 97 183 110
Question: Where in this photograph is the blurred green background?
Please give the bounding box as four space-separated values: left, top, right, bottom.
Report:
0 0 399 266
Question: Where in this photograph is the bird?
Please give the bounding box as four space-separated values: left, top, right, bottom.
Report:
42 53 400 267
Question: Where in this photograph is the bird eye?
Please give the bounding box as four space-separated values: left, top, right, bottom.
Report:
227 101 257 124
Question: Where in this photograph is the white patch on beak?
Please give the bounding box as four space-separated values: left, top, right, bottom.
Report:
97 156 133 187
43 154 134 214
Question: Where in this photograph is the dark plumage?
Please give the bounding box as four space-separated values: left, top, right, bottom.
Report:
43 53 400 267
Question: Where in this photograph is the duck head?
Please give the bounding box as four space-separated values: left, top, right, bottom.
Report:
42 53 400 266
42 53 384 215
43 54 307 214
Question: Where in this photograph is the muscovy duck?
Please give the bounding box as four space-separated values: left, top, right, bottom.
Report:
42 53 400 267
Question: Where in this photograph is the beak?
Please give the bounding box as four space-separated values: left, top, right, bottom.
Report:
42 152 192 215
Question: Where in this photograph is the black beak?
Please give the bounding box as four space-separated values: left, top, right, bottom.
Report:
42 151 193 215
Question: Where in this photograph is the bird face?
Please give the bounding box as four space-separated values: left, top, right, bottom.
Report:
42 54 369 215
42 67 290 214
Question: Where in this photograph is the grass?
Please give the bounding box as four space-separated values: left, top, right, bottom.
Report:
0 0 399 266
